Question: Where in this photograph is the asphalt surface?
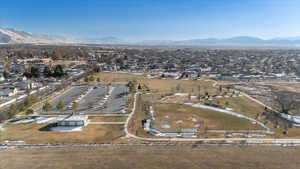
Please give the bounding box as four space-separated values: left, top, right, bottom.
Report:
101 84 129 114
39 84 129 114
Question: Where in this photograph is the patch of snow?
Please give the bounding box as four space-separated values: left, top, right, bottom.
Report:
161 124 171 129
4 140 25 144
280 113 300 124
0 124 5 131
12 118 35 124
174 93 188 96
225 107 233 111
35 117 58 124
176 120 183 124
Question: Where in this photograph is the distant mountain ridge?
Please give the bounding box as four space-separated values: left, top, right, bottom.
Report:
0 28 78 44
1 27 300 46
140 36 300 46
84 36 125 44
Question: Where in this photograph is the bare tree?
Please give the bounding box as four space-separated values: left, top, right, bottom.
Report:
272 90 299 114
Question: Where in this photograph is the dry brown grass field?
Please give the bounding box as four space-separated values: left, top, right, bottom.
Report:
0 123 124 144
94 72 218 94
1 146 300 169
128 94 151 137
209 96 266 118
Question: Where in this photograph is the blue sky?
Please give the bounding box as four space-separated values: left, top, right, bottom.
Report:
1 0 300 41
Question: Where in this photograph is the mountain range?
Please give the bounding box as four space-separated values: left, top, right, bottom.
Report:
90 36 300 46
1 27 300 46
83 36 125 44
0 28 78 44
139 36 300 46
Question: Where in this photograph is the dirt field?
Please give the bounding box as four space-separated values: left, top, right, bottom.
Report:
153 103 262 131
0 123 124 144
94 72 217 94
93 72 147 83
1 146 300 169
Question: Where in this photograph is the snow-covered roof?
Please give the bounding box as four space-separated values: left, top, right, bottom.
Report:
60 115 87 122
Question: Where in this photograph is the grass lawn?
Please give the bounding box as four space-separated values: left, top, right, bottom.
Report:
1 146 300 169
0 123 124 144
153 103 263 131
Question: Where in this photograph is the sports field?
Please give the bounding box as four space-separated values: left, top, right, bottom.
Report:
152 103 263 131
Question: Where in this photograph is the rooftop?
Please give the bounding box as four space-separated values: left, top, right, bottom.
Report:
61 115 87 122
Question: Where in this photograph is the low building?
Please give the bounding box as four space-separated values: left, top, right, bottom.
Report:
57 115 88 127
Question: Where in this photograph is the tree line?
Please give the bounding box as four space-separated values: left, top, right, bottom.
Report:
23 65 66 79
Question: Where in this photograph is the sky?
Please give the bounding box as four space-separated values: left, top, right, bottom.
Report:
1 0 300 41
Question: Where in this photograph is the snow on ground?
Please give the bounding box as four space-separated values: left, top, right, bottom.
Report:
0 124 5 131
280 113 300 124
225 107 234 111
12 118 35 124
161 124 171 129
11 116 66 124
174 93 188 96
49 126 83 132
35 117 64 124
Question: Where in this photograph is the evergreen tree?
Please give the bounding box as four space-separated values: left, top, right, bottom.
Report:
72 102 79 113
43 101 53 112
56 100 65 110
43 66 52 77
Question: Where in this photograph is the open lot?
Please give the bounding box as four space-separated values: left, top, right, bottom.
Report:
93 72 147 83
0 123 124 144
95 72 218 95
1 146 300 169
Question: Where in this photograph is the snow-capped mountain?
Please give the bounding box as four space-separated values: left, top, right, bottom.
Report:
0 28 78 44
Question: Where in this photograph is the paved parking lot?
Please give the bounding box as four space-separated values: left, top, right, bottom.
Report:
38 83 129 114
